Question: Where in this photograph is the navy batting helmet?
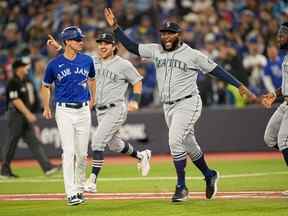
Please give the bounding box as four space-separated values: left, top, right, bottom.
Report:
61 26 85 41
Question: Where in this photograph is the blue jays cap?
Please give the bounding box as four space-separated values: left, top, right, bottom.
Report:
61 26 85 41
96 33 116 44
160 22 181 33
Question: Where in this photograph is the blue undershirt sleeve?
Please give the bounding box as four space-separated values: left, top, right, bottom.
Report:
210 65 242 88
114 27 140 56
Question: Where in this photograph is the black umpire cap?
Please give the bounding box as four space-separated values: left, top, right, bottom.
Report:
160 22 181 33
96 33 116 44
12 57 30 70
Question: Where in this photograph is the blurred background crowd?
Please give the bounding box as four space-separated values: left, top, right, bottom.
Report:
0 0 288 115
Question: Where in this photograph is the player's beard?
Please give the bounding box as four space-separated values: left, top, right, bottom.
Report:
161 38 180 51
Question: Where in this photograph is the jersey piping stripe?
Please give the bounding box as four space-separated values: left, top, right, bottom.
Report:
168 45 188 102
160 53 169 102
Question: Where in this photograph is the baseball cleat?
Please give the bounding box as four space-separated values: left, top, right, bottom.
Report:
205 170 219 199
137 149 151 176
45 165 61 176
77 193 86 204
67 195 82 206
84 173 97 193
172 185 189 202
282 190 288 196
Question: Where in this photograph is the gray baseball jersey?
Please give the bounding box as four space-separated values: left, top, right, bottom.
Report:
264 54 288 151
93 55 142 106
138 43 217 159
91 55 142 151
139 43 217 103
282 55 288 96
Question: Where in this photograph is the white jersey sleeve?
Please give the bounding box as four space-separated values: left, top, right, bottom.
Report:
122 59 143 85
138 43 161 59
191 49 217 74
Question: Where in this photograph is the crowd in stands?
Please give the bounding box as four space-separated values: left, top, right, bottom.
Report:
0 0 288 115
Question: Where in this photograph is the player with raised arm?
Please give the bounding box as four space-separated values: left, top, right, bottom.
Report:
104 8 257 202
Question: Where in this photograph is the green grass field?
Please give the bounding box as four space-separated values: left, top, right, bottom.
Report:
0 156 287 216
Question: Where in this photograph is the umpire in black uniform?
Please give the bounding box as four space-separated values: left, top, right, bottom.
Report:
0 57 59 178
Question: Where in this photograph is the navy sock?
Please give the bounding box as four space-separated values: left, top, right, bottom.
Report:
192 155 213 177
173 159 187 188
121 141 139 159
281 148 288 166
92 150 104 179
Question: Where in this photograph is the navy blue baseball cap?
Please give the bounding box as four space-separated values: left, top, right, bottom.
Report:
160 22 181 33
96 33 116 44
61 26 85 41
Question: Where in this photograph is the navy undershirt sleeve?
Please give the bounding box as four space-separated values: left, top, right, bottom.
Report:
210 65 242 88
114 27 140 56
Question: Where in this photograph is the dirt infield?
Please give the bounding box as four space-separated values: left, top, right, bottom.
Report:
8 152 283 168
0 191 287 201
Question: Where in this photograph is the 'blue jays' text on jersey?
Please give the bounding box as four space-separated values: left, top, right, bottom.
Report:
263 56 283 89
43 53 95 103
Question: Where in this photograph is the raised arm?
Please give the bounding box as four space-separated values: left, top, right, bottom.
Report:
104 8 140 56
47 34 63 52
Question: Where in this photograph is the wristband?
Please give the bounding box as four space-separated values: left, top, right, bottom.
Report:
132 93 141 103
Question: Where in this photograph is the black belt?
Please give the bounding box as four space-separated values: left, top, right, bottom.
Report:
97 103 116 110
164 95 193 105
57 102 88 109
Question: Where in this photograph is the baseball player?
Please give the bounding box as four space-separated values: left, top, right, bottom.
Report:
84 32 151 193
46 33 152 193
260 22 288 195
41 26 96 206
104 8 257 202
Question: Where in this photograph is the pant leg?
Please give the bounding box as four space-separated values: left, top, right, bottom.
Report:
55 106 76 197
22 124 52 172
165 95 202 157
108 133 125 153
74 106 91 193
277 103 288 151
1 111 24 174
264 102 285 148
91 103 127 151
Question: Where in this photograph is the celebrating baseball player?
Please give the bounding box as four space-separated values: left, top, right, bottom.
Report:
104 8 257 202
84 32 151 193
41 26 96 206
260 22 288 194
47 32 152 194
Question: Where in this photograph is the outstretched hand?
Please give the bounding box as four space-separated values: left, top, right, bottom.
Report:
104 8 118 29
47 34 62 51
259 92 276 108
